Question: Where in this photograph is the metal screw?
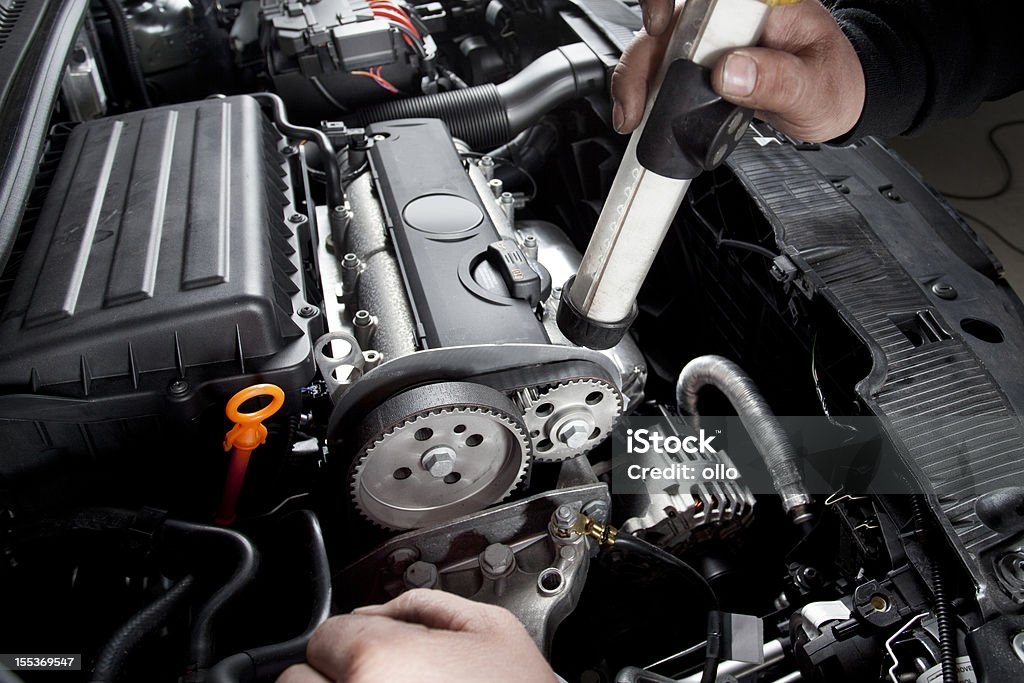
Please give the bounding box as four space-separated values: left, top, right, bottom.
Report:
582 500 609 524
298 305 317 318
403 561 439 589
932 282 958 300
555 418 592 450
420 446 457 478
373 134 387 141
479 543 516 577
554 505 577 530
289 213 307 224
385 547 420 575
282 145 297 156
168 380 189 396
884 190 902 202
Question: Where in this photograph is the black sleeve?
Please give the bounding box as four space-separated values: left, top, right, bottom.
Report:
828 0 1024 139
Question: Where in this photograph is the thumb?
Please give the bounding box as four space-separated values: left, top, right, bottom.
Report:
712 48 811 120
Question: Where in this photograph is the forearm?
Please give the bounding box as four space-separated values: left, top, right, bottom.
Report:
830 0 1024 138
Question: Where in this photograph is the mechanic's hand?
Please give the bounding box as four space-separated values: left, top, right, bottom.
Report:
613 0 866 142
277 589 558 683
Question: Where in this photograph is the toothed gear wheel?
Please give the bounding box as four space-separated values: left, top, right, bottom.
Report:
349 382 530 530
519 378 622 463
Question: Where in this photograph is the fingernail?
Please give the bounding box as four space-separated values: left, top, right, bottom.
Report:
612 100 626 133
641 4 651 29
721 53 757 97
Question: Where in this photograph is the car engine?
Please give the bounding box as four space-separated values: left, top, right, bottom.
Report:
2 1 1024 682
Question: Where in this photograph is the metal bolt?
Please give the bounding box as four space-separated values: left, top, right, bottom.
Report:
341 253 360 294
289 213 307 224
298 305 317 318
421 446 457 478
385 547 420 575
353 310 375 348
363 350 382 371
932 282 958 300
555 418 592 450
168 380 189 396
479 543 516 577
403 561 439 589
478 155 495 181
1013 631 1024 663
373 134 387 141
488 178 503 198
520 234 539 260
582 500 609 524
553 505 577 530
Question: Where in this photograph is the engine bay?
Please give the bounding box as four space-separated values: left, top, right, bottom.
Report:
2 1 1024 682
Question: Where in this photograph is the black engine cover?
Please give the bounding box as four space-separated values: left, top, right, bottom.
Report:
365 118 548 349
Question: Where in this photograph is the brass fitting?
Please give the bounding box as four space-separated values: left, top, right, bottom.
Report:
573 513 618 547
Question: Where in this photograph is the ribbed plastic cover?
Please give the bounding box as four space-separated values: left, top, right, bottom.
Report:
0 96 303 389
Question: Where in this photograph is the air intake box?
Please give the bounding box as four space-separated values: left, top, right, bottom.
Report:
0 96 316 479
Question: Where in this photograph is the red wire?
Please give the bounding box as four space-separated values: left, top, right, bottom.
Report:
370 3 420 38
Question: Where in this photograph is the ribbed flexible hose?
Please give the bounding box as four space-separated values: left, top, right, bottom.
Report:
353 43 605 149
676 355 813 523
91 575 195 683
912 497 958 683
355 84 511 149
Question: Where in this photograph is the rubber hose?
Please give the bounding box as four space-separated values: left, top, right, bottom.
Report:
98 0 151 108
91 575 196 683
912 497 958 683
676 355 814 523
354 43 605 150
355 84 511 150
160 520 260 671
206 511 331 683
250 92 348 210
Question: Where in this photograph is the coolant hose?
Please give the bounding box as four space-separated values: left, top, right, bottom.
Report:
160 520 260 671
250 92 348 212
676 355 814 524
206 511 331 683
353 43 606 149
91 575 196 683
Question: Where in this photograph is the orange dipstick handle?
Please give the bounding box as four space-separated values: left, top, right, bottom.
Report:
215 384 285 526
